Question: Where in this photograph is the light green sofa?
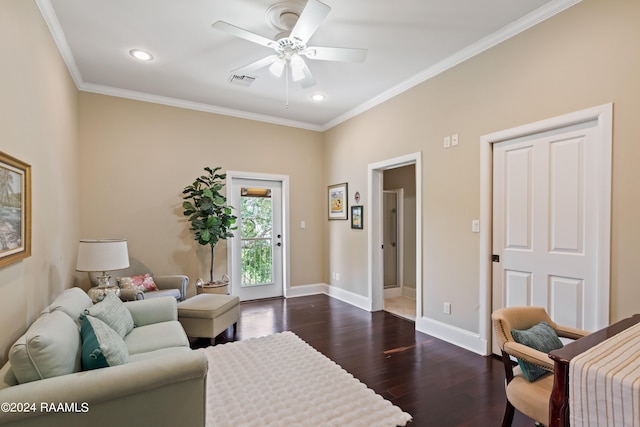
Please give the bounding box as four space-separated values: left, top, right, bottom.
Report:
0 288 208 427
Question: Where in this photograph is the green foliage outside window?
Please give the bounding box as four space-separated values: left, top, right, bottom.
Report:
241 195 273 285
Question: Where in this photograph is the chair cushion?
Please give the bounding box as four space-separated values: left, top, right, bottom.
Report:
511 321 563 381
506 369 554 423
8 311 82 383
80 315 129 370
84 293 135 338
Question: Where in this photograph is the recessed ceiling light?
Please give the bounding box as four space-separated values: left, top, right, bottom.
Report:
310 93 326 102
129 49 153 61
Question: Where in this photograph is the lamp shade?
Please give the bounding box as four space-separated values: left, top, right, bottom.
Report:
76 239 130 272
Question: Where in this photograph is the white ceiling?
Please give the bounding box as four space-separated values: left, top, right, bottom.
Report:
37 0 579 131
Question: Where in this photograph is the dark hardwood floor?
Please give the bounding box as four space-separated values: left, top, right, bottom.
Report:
192 294 536 427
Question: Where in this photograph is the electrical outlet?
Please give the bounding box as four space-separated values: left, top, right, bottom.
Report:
444 302 451 314
335 273 340 281
451 134 459 146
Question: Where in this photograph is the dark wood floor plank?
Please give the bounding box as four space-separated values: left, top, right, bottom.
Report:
194 294 535 427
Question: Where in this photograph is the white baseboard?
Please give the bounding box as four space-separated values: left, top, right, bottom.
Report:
383 287 403 299
415 316 489 356
285 283 327 298
324 285 371 311
286 283 371 311
402 287 416 300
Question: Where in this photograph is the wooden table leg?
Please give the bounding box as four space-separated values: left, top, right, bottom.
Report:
549 362 570 427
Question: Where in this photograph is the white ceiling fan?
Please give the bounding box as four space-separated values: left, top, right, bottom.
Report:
212 0 367 88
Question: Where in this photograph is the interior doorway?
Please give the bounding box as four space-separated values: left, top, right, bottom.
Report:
382 170 416 321
368 153 421 321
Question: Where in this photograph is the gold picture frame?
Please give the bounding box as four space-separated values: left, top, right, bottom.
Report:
0 151 31 268
328 183 348 220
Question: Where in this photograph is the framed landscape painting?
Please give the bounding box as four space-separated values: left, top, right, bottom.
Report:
328 183 348 220
0 152 31 268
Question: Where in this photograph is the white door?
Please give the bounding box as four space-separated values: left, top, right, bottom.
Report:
230 178 283 301
492 122 603 332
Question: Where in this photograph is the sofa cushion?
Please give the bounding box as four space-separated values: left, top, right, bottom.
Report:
8 311 82 384
43 287 93 323
124 321 189 355
511 321 563 381
80 315 129 370
85 293 135 338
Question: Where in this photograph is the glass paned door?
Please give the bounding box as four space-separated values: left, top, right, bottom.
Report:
230 178 283 301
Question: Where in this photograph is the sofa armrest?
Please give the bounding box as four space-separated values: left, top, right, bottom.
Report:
154 275 188 301
0 351 207 427
124 297 178 326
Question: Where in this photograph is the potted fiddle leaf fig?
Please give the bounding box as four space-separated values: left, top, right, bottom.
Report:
182 166 237 284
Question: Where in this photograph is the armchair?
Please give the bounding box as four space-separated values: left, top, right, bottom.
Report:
88 258 188 302
492 306 589 427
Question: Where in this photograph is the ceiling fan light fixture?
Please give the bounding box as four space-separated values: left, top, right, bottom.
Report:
290 53 306 81
269 57 286 77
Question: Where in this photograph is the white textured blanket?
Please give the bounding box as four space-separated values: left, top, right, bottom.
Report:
570 322 640 427
203 331 412 427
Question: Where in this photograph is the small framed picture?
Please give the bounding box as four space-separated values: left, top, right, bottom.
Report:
328 183 348 220
351 205 363 229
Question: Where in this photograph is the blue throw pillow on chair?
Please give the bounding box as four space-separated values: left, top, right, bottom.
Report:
511 321 563 381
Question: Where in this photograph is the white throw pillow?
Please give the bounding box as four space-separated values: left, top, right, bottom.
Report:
84 293 135 338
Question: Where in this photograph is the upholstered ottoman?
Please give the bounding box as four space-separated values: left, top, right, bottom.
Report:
177 294 240 339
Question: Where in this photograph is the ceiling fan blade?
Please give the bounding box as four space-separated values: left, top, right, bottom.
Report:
304 46 368 63
212 21 275 49
232 55 278 76
289 0 331 45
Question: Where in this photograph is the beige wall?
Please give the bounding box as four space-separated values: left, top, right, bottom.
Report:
324 0 640 332
77 93 325 296
0 0 80 363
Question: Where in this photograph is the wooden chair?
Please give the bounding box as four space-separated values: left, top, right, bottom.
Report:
492 306 589 427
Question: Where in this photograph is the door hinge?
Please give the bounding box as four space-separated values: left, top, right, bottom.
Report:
492 254 500 263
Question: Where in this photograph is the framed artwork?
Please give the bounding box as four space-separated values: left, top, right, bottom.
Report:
351 206 363 229
0 152 31 268
328 182 348 220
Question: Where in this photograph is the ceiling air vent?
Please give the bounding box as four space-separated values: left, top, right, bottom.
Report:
228 74 256 87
